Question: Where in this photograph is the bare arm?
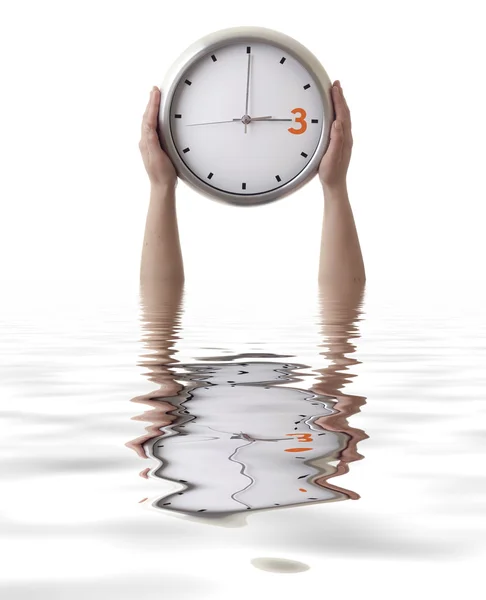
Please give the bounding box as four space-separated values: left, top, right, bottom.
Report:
141 184 184 288
319 184 365 288
139 87 184 298
318 81 365 295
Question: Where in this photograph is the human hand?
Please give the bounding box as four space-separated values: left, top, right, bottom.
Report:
318 80 353 191
139 87 178 189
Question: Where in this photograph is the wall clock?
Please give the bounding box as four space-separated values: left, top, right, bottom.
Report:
158 26 334 206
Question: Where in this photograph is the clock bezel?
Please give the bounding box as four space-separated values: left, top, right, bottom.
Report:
158 26 335 207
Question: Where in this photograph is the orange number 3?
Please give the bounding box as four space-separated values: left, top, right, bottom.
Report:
288 108 307 135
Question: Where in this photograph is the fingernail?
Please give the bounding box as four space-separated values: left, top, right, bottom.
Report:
334 120 342 129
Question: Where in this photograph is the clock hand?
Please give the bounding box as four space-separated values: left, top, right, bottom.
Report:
186 116 292 127
244 50 251 134
186 119 239 126
231 115 272 122
235 116 294 122
253 118 293 122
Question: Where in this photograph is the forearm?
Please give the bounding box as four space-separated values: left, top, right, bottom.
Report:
140 184 184 291
318 184 365 290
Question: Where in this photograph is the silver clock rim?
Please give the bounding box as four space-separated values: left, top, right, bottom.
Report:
158 26 335 207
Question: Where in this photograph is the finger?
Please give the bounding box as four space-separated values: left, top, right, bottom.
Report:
331 84 350 125
141 89 153 138
146 86 160 132
332 84 353 150
145 88 163 152
342 91 351 125
339 85 352 129
141 87 160 140
326 119 344 162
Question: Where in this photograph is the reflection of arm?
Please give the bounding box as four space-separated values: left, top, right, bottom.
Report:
311 286 368 485
138 281 184 387
126 280 185 459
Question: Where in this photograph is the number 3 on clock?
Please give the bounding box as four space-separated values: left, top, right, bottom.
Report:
288 107 307 135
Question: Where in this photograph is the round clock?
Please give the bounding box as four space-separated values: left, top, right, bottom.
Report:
158 26 334 206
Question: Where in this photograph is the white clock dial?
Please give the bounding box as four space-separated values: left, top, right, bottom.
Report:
169 41 325 196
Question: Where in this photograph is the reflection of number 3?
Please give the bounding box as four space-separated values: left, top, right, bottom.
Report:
288 108 307 135
286 433 313 442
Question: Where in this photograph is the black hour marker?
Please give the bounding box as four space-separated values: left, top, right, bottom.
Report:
211 54 217 62
207 172 214 179
175 114 182 118
303 83 311 90
242 182 246 190
275 175 281 182
301 152 308 158
185 79 192 85
280 56 286 64
311 119 318 123
246 46 251 53
183 147 190 153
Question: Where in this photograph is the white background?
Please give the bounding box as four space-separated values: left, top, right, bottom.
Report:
1 3 486 600
1 0 485 285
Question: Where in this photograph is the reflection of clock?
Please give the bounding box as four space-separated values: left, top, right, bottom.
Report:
144 362 351 516
158 26 334 206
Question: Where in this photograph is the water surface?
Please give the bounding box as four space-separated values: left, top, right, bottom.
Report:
1 278 485 599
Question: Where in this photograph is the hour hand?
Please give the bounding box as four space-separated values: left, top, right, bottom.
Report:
231 115 272 122
253 117 293 122
231 116 292 123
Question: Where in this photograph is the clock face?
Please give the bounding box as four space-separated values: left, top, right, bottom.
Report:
168 41 325 197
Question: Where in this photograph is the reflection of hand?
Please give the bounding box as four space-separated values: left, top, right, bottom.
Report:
313 393 368 465
319 80 353 191
125 386 181 458
139 87 178 189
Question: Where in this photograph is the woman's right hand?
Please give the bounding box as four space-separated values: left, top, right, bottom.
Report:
139 87 178 189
